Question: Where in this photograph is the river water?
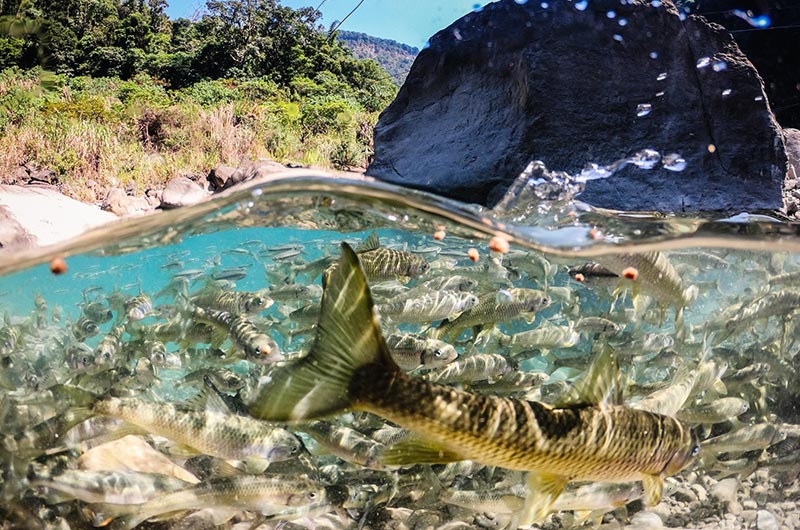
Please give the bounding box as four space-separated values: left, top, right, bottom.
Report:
0 173 798 529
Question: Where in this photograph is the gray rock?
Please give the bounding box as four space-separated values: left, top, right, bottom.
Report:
368 0 786 212
103 188 152 217
228 159 287 187
160 176 209 209
27 168 57 185
710 478 739 505
744 499 759 510
785 128 800 180
207 165 237 191
758 510 780 530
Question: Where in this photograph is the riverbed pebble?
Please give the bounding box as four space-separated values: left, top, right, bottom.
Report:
711 478 740 505
757 509 780 530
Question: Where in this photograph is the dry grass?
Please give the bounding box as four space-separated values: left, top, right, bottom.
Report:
0 71 380 203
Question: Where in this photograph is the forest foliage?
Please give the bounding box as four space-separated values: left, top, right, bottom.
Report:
337 31 418 85
0 0 399 200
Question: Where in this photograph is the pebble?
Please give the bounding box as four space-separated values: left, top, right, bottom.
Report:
691 483 708 502
710 478 740 505
743 499 758 510
674 487 697 503
729 501 743 515
757 510 779 530
629 512 663 527
649 503 671 522
742 510 758 523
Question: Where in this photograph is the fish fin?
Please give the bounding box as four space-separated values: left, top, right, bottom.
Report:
248 242 397 422
356 230 380 252
168 443 202 457
518 472 568 527
553 345 622 407
380 435 466 466
641 473 664 506
184 379 230 415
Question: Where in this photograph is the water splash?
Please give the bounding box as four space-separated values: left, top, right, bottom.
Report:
627 149 661 170
731 9 771 28
663 153 687 172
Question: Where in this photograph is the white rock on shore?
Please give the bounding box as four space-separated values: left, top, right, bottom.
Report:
0 185 117 248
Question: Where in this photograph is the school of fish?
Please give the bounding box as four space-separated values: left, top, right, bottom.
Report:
0 228 799 530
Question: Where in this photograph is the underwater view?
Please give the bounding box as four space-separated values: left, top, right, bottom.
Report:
0 174 799 530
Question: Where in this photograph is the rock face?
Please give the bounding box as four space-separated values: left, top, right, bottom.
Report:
367 0 787 211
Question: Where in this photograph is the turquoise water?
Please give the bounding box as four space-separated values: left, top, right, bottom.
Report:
0 175 799 529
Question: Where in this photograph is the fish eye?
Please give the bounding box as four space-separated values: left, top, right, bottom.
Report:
434 349 444 358
691 444 700 457
308 492 317 500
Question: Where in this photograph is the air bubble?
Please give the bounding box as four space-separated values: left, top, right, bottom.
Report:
657 72 667 81
618 18 628 26
649 51 659 59
575 0 588 11
607 10 616 18
636 103 652 117
613 34 624 42
722 88 732 96
712 61 727 72
472 4 483 12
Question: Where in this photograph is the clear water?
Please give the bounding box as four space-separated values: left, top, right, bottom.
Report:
0 174 799 529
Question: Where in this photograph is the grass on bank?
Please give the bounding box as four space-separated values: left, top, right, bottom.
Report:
0 68 385 203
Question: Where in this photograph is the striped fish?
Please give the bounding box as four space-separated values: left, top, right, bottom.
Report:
248 244 699 526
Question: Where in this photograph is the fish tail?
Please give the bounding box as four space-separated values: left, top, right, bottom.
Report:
248 242 398 423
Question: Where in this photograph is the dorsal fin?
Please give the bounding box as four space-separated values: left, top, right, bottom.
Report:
185 378 231 415
554 345 622 408
356 231 380 253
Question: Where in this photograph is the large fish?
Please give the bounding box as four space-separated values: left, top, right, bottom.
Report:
248 243 699 527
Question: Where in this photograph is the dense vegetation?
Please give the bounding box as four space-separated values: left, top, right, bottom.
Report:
0 0 398 202
337 31 418 85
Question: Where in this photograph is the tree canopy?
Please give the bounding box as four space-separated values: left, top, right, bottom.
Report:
0 0 396 111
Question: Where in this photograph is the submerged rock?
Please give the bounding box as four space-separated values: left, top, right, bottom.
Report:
368 0 786 212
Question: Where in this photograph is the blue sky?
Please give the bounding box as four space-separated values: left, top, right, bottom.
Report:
164 0 483 49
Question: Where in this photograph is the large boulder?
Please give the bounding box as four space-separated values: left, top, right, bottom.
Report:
0 185 117 248
367 0 787 211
